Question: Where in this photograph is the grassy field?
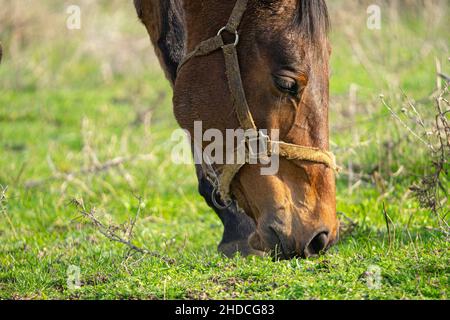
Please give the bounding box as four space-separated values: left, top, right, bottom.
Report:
0 0 449 299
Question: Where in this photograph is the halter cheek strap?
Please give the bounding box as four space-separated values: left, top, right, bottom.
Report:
178 0 339 202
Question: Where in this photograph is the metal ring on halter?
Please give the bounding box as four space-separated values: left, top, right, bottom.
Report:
211 187 233 210
217 27 239 47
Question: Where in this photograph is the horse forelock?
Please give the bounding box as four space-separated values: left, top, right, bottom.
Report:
294 0 330 42
256 0 329 41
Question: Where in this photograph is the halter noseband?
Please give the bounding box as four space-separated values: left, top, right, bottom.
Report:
178 0 338 202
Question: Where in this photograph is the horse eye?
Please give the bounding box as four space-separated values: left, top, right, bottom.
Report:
273 75 299 95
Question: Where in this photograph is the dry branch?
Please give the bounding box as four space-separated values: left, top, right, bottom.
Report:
409 89 450 235
438 73 450 83
24 154 153 189
382 85 449 235
71 198 176 265
380 94 435 151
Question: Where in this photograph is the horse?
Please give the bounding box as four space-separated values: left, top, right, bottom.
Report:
134 0 339 259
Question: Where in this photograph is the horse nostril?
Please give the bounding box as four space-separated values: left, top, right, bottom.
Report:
305 232 329 257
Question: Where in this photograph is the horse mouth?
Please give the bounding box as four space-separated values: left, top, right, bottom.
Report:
269 226 295 260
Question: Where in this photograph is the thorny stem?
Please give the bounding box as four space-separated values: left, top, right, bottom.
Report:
382 86 449 236
71 198 176 265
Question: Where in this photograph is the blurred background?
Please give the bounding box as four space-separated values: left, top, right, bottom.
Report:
0 0 448 299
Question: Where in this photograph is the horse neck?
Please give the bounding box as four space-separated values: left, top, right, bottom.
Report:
136 0 185 85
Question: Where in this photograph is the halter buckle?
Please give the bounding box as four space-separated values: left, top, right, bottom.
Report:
211 187 233 210
245 130 271 162
217 27 239 47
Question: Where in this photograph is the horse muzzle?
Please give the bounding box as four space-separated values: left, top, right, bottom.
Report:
248 222 336 259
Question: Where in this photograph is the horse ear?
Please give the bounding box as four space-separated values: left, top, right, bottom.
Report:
134 0 185 85
296 0 330 40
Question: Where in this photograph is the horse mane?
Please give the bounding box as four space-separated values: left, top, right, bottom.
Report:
134 0 329 83
134 0 186 83
294 0 330 41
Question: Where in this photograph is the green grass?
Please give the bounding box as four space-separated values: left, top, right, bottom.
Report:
0 1 449 299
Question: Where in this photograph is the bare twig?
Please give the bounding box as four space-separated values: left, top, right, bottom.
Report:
24 154 153 189
408 86 449 235
126 195 142 241
71 198 175 265
438 72 450 83
381 84 449 236
380 94 435 151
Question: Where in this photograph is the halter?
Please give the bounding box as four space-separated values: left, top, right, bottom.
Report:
178 0 338 203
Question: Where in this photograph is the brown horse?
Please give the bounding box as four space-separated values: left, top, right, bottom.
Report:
134 0 339 259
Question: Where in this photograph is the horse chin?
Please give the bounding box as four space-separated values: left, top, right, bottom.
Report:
219 239 266 258
247 226 295 260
